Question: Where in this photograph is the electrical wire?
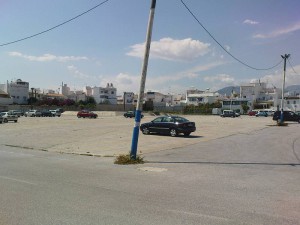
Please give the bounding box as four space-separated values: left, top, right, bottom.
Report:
180 0 283 71
287 57 300 75
0 0 111 47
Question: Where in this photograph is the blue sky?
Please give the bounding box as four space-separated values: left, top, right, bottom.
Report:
1 0 300 95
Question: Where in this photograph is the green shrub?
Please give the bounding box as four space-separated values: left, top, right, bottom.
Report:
114 153 144 165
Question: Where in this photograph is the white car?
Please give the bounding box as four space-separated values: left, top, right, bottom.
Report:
49 109 61 117
25 110 42 117
0 112 18 123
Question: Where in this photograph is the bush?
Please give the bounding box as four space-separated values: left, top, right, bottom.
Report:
114 153 144 165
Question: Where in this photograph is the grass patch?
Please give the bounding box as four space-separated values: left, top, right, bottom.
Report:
114 153 145 165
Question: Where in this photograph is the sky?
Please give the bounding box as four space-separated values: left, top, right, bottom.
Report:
1 0 300 95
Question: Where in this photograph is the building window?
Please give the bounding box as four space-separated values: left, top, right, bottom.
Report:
287 101 290 104
294 101 296 104
104 90 108 94
111 91 114 94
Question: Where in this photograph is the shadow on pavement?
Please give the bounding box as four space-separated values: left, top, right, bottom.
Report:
146 161 300 167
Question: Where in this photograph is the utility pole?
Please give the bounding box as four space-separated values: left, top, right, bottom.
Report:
280 54 290 124
130 0 156 159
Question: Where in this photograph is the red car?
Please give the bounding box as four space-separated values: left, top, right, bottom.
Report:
248 110 257 116
77 110 98 119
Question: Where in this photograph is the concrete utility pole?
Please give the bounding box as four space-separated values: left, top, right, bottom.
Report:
130 0 156 159
280 54 290 124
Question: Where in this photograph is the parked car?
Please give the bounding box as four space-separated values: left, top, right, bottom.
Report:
255 111 268 117
123 111 144 118
220 110 236 118
140 116 196 137
41 110 54 117
272 111 300 123
248 110 258 116
77 110 98 118
25 110 42 117
0 111 18 123
49 109 62 117
8 110 24 117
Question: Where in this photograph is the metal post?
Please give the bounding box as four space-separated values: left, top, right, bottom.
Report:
280 54 290 124
130 0 156 159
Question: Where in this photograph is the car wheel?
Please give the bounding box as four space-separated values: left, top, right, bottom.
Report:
4 118 8 123
77 116 81 118
14 120 17 123
170 128 177 137
184 132 191 136
141 127 150 135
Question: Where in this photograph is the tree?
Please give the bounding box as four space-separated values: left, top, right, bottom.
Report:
241 103 249 114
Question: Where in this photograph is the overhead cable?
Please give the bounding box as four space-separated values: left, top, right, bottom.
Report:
0 0 111 47
180 0 283 71
287 58 300 75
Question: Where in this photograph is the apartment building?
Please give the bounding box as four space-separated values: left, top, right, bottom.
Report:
0 79 29 104
87 83 117 104
186 87 219 105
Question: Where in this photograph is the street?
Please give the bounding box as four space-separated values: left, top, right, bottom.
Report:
0 123 299 225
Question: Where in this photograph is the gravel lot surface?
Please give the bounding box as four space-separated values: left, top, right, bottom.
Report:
0 112 276 156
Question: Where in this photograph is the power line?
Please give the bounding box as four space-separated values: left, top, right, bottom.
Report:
287 57 300 75
180 0 283 71
0 0 111 47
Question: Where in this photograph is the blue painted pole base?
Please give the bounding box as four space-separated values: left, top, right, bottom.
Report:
280 110 284 124
130 110 142 159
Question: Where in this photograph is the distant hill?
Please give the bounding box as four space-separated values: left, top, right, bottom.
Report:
217 85 300 96
217 86 240 96
286 85 300 94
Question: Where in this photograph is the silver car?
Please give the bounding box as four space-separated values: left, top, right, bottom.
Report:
25 110 42 117
49 109 62 117
0 112 18 123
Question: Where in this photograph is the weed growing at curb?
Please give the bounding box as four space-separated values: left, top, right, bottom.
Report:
114 153 144 165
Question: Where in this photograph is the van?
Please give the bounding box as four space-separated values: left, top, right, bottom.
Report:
220 110 236 118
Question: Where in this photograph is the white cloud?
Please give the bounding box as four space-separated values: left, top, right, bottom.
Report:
127 38 211 61
67 65 93 79
258 65 300 88
100 73 140 94
253 22 300 39
243 19 259 25
9 52 88 62
98 61 225 94
204 74 235 83
224 45 230 51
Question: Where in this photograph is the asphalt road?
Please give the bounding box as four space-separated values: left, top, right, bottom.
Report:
0 123 299 225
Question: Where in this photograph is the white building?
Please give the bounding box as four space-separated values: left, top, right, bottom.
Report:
60 82 70 96
186 88 219 105
240 81 281 110
88 83 117 104
0 79 29 104
280 96 300 112
144 91 173 106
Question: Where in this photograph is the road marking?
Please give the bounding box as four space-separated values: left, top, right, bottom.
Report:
138 167 167 172
0 176 37 186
